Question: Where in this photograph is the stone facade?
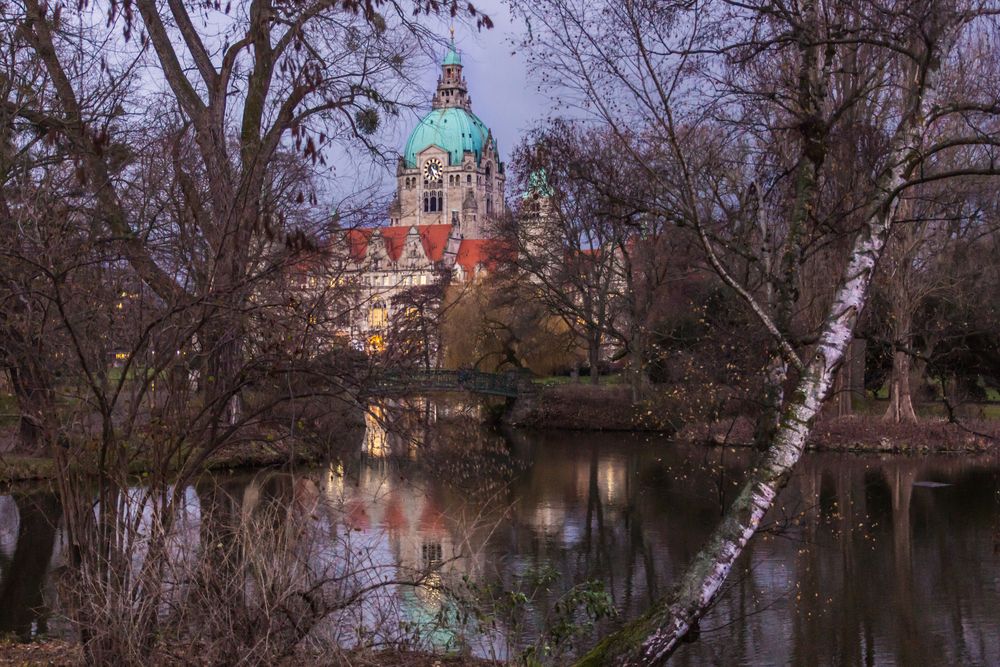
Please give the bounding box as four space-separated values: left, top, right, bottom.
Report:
338 38 505 348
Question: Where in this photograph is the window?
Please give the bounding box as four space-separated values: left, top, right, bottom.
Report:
369 300 388 328
466 174 472 184
424 190 442 212
425 190 442 212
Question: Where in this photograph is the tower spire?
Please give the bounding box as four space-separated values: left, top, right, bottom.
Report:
434 32 470 110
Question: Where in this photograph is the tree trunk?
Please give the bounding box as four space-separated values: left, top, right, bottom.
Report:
834 341 855 417
753 353 787 451
576 174 899 665
588 334 601 385
884 348 918 423
823 340 856 419
629 342 645 403
5 362 54 455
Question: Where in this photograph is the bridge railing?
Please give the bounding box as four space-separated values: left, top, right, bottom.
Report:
370 369 528 397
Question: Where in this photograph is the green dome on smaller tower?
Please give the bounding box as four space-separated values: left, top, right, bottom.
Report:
443 39 462 66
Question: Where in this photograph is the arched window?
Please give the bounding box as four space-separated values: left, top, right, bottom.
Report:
369 299 388 328
436 191 443 211
423 192 429 212
467 174 472 184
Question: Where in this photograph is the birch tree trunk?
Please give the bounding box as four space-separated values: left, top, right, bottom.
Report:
501 0 996 656
577 187 901 665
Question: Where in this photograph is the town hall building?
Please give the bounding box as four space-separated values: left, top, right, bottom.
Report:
340 37 506 345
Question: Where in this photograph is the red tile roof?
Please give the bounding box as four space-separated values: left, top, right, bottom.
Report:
378 226 410 262
345 228 373 261
345 224 508 276
456 239 493 274
418 224 453 262
348 224 455 263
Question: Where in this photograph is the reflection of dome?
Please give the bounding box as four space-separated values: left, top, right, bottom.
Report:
403 107 495 168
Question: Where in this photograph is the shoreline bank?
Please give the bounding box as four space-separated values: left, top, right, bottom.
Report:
0 441 343 488
505 384 997 453
3 397 994 487
677 414 997 454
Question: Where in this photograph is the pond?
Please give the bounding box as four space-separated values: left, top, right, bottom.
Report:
1 405 999 664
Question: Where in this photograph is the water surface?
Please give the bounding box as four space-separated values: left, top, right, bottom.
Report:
1 411 998 665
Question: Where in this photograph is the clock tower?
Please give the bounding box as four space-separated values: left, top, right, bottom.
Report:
388 37 505 239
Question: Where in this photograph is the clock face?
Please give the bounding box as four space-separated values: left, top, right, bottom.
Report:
423 158 443 183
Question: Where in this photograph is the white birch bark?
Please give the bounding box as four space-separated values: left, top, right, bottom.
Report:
576 20 955 664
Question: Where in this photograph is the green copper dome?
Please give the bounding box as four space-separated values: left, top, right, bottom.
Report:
403 107 496 168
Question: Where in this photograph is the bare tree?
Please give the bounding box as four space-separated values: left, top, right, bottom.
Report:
512 0 1000 662
1 0 496 660
503 123 639 384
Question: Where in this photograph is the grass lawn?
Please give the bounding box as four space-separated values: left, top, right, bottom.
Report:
854 393 1000 420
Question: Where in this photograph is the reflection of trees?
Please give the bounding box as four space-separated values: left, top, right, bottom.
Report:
0 492 61 640
2 428 1000 663
504 441 1000 666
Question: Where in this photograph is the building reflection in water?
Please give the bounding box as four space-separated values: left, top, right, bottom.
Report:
0 409 999 664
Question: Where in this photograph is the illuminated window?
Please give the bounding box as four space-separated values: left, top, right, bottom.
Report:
369 299 388 328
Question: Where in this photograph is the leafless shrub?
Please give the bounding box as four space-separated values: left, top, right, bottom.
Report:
54 472 456 666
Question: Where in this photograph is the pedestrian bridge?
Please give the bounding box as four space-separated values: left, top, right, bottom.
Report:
370 369 527 398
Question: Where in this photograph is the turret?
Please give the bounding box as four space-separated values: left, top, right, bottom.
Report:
442 211 463 268
432 36 471 111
